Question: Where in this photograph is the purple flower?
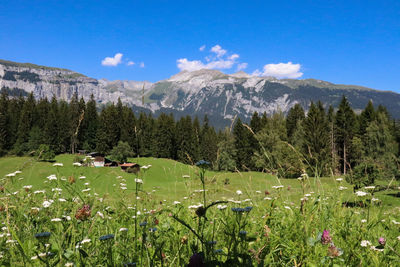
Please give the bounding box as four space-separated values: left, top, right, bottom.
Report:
378 237 386 246
321 230 332 245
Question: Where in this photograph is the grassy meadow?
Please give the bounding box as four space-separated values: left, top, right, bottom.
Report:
0 155 400 266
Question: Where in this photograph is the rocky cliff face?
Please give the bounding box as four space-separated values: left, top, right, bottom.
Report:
2 59 400 127
0 60 151 105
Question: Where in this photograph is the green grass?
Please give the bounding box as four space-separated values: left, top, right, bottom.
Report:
1 154 400 265
1 154 400 210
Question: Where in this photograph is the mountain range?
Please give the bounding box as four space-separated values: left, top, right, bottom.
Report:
1 59 400 127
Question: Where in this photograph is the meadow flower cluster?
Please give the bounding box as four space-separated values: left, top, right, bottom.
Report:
0 163 400 266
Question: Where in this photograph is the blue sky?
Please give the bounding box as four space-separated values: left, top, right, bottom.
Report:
1 0 399 92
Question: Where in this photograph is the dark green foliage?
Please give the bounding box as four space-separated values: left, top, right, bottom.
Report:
15 93 36 153
110 141 133 163
200 115 218 165
233 118 255 170
36 144 55 162
286 104 305 142
153 113 175 158
303 102 330 176
335 96 356 175
216 128 237 171
347 161 379 187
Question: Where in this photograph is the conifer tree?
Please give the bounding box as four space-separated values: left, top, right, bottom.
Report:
286 104 305 143
233 118 254 170
200 115 218 164
15 93 36 154
335 96 356 174
0 91 9 155
153 113 175 158
303 101 330 176
82 95 99 151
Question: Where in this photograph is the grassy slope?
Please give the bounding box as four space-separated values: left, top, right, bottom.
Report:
1 154 399 210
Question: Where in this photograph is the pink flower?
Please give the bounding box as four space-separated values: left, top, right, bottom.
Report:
378 237 386 246
321 230 332 245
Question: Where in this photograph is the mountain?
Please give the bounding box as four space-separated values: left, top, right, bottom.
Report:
1 59 400 127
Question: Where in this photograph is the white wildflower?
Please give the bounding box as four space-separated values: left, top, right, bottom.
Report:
6 173 16 177
42 200 53 208
217 204 227 210
46 174 57 180
272 185 284 189
119 228 128 232
361 219 367 223
182 175 190 178
236 190 243 195
255 190 261 194
52 188 62 192
120 183 126 186
264 197 272 200
284 206 291 210
96 211 104 218
58 198 67 202
361 240 371 247
355 191 368 197
53 163 63 167
51 218 62 222
23 185 32 189
364 186 376 190
65 262 74 267
338 186 348 191
82 188 91 193
173 201 181 205
79 176 86 179
141 165 152 169
120 187 127 190
73 162 82 167
134 178 143 184
336 178 343 182
84 182 90 186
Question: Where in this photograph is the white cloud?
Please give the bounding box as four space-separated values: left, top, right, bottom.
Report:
177 58 206 72
127 61 135 66
177 44 243 72
101 53 123 66
211 45 226 58
237 63 248 71
139 62 145 68
253 62 303 79
199 45 206 51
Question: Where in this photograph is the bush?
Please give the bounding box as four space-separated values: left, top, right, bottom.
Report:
347 161 379 187
36 144 55 162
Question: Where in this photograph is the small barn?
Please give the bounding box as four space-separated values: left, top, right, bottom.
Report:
120 163 140 173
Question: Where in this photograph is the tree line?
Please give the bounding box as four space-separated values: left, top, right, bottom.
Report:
0 91 399 183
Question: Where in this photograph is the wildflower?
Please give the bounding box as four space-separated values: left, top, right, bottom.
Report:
217 204 227 210
264 197 272 200
181 235 188 244
371 198 380 202
79 176 86 179
239 230 247 236
195 160 210 166
75 204 91 221
149 227 157 232
6 173 16 177
231 207 245 213
0 185 4 193
361 240 372 247
35 232 51 241
58 198 67 202
272 185 284 189
321 230 332 245
284 206 291 210
244 206 253 212
63 215 71 221
121 187 127 190
46 174 57 181
397 236 400 241
361 219 367 223
42 200 54 208
378 237 386 246
236 190 243 195
182 175 190 178
336 178 343 182
23 185 32 190
65 262 74 267
82 188 91 193
355 191 368 197
173 201 181 205
364 186 376 190
139 222 148 227
328 244 342 258
264 190 270 195
370 246 384 252
338 186 348 191
392 220 400 225
134 178 143 184
119 228 128 232
99 234 114 241
53 163 63 167
52 188 62 192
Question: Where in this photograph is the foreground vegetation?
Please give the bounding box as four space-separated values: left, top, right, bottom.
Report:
1 155 400 266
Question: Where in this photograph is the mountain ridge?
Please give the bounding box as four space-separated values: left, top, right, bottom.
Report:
1 59 400 127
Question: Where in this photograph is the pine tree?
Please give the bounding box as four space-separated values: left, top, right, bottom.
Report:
335 96 356 174
303 101 330 176
82 95 99 151
120 107 136 154
15 93 36 154
233 118 254 170
0 91 9 155
200 115 218 164
216 128 237 171
359 100 375 137
153 113 175 158
44 97 61 152
286 104 305 143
